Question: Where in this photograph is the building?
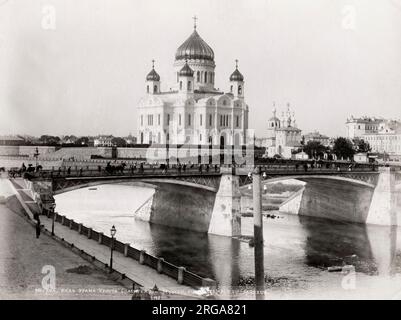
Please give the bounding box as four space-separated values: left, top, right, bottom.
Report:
303 131 330 146
137 20 249 146
0 135 26 146
94 135 114 147
345 116 382 139
265 104 302 158
346 116 401 158
363 120 401 159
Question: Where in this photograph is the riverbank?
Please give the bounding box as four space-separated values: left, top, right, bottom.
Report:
0 196 131 299
1 177 201 300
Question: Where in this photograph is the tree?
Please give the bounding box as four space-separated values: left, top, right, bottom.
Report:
39 135 61 145
111 137 127 147
353 138 371 153
76 136 90 146
332 137 355 160
303 141 328 159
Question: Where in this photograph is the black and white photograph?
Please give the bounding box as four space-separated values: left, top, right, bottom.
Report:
0 0 401 307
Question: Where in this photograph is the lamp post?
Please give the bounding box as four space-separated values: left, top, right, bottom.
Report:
34 147 40 167
109 225 117 273
50 203 56 236
252 166 265 300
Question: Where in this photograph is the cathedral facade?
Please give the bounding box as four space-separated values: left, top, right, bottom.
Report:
137 21 249 146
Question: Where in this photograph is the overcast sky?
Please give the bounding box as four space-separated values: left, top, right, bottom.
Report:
0 0 400 138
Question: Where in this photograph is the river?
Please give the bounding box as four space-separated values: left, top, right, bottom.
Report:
54 183 401 299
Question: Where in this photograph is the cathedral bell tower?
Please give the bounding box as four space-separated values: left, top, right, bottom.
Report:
178 59 194 94
146 60 160 94
229 59 244 98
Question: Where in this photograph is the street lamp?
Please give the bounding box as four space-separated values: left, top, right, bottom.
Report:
109 225 117 273
50 203 56 236
34 147 40 167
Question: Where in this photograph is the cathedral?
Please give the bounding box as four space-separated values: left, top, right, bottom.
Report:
137 19 249 146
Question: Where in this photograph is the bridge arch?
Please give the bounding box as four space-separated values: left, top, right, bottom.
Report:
52 176 220 195
239 174 378 190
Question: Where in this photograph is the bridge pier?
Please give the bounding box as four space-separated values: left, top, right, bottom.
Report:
208 167 241 237
367 167 400 226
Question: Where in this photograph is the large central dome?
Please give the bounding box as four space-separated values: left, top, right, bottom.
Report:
175 29 214 62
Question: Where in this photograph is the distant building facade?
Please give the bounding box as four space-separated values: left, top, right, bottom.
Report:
303 131 330 146
94 135 114 147
345 116 382 139
346 116 401 158
0 135 25 146
362 120 401 158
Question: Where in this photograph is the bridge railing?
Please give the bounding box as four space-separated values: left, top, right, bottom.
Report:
26 165 222 179
51 213 214 289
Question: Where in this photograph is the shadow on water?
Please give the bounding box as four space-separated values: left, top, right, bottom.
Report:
298 214 400 276
148 222 241 286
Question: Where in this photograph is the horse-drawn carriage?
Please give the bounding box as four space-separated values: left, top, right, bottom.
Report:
8 167 22 178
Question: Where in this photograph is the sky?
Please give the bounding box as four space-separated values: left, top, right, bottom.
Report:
0 0 400 138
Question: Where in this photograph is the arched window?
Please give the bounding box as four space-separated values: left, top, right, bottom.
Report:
180 81 182 90
177 72 179 83
158 132 161 143
238 85 242 95
147 85 149 93
197 71 200 82
230 85 233 93
209 114 212 126
187 81 191 91
204 71 208 83
154 85 158 93
140 132 144 144
188 114 191 126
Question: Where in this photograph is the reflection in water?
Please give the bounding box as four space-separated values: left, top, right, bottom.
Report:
298 216 376 274
55 184 401 294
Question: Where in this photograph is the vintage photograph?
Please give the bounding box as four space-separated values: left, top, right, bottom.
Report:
0 0 400 302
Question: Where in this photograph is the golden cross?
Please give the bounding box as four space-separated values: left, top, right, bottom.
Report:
193 15 197 29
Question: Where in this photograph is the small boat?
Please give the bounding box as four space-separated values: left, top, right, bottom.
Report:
88 187 98 191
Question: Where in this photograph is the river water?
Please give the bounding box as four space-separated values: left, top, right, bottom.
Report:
55 183 401 299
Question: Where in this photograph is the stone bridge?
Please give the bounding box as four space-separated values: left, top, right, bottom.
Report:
24 164 401 237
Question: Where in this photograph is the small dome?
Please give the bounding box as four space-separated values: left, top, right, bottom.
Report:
146 68 160 81
230 68 244 82
268 116 280 122
179 62 194 77
175 30 214 62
